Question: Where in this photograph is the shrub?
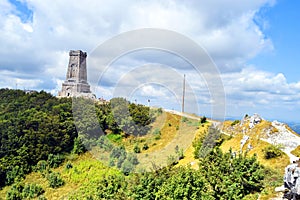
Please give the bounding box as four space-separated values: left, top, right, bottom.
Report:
65 162 73 170
47 172 65 188
22 183 44 198
200 116 207 124
181 117 188 123
133 144 141 153
72 137 86 154
47 154 65 168
6 183 44 199
155 135 161 140
142 143 149 151
36 160 48 173
157 108 163 115
107 134 122 143
262 145 283 159
231 120 240 126
6 183 24 200
153 128 161 135
167 155 178 166
177 148 184 160
5 166 25 185
121 160 135 175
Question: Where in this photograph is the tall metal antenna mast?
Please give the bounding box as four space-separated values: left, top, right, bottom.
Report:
182 74 186 113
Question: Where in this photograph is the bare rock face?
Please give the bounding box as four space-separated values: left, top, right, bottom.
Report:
249 113 262 128
58 50 96 99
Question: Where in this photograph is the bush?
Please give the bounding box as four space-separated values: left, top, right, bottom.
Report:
47 172 65 188
6 183 44 199
72 137 86 154
157 108 163 115
155 135 161 140
231 120 240 126
133 144 141 153
121 160 135 175
181 117 188 123
36 160 48 173
22 183 44 198
200 116 207 124
262 145 283 159
167 155 178 166
47 154 65 168
107 134 122 143
6 183 24 200
5 166 25 186
142 143 149 151
153 128 161 135
65 162 73 170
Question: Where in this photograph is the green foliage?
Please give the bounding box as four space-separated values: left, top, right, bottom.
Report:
193 127 222 159
46 172 64 188
167 155 178 166
109 146 139 174
107 133 122 143
72 137 86 154
6 183 24 200
22 183 44 199
47 154 64 168
199 148 265 199
97 135 113 152
65 162 73 170
153 128 161 135
262 144 283 159
231 120 240 126
5 166 25 186
200 116 207 124
154 129 161 140
142 143 149 151
0 89 77 187
36 160 48 174
156 167 214 200
157 108 163 115
133 144 141 153
6 183 44 200
181 117 188 123
109 97 153 136
96 174 127 199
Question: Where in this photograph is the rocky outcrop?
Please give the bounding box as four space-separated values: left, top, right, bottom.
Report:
262 120 300 162
249 113 262 128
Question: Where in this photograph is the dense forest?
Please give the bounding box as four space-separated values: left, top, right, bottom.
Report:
0 89 271 199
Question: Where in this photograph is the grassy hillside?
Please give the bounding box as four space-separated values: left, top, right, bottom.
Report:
0 109 202 199
1 89 294 199
220 119 293 199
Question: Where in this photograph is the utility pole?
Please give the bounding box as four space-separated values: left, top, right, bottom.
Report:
182 74 186 113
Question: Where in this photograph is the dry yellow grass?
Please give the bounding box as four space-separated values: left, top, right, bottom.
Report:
291 145 300 157
136 113 199 171
176 122 211 169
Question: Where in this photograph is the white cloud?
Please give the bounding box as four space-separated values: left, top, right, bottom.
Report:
2 0 300 121
222 67 300 108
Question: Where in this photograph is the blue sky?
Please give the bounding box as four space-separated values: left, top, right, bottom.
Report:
1 0 300 122
250 0 300 82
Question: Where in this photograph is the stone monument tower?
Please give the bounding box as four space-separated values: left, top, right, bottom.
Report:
58 50 95 98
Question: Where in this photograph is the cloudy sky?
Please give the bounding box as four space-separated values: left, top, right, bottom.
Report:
1 0 300 122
